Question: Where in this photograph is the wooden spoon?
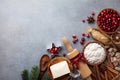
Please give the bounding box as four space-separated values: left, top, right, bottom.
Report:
38 54 50 80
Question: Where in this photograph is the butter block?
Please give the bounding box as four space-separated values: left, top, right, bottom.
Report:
50 61 70 79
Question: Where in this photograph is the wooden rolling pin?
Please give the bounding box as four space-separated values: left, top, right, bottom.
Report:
62 37 92 80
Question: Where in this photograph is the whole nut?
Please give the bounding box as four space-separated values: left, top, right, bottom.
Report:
113 48 117 52
111 57 117 62
115 67 120 71
113 61 119 66
115 52 120 59
117 58 120 63
108 48 114 53
109 52 115 57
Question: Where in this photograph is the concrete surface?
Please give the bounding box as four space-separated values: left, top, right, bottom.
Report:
0 0 120 80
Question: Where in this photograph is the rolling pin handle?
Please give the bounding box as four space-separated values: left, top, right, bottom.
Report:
62 37 73 52
87 76 92 80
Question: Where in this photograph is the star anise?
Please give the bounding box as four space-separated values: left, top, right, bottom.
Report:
87 16 95 23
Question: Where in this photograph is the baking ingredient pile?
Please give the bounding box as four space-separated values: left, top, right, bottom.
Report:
21 8 120 80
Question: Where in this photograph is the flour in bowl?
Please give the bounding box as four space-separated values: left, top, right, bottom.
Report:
84 43 105 64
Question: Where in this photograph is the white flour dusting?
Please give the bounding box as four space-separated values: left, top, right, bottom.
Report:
84 43 105 64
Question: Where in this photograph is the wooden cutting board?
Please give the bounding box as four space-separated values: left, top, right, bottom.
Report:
47 57 73 80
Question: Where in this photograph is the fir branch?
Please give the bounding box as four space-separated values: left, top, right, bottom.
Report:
42 71 50 80
30 65 39 80
21 69 29 80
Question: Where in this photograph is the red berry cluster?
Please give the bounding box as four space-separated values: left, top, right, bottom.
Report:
80 32 90 45
97 8 120 32
72 32 90 45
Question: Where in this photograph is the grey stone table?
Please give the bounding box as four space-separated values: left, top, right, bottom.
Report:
0 0 120 80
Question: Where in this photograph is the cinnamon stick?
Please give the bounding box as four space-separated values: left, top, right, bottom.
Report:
100 72 105 80
99 63 107 73
107 66 119 75
107 70 114 78
112 74 120 80
89 66 97 80
105 71 108 80
95 65 101 80
107 55 114 68
91 71 96 79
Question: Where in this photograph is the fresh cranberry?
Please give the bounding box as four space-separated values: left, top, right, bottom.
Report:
118 17 120 21
82 32 85 36
72 34 76 38
82 19 85 23
80 41 84 45
75 38 78 42
101 12 104 14
62 53 66 57
86 34 90 38
112 17 116 20
114 22 118 25
102 18 105 20
81 37 85 42
91 11 95 16
105 15 109 18
72 40 76 44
